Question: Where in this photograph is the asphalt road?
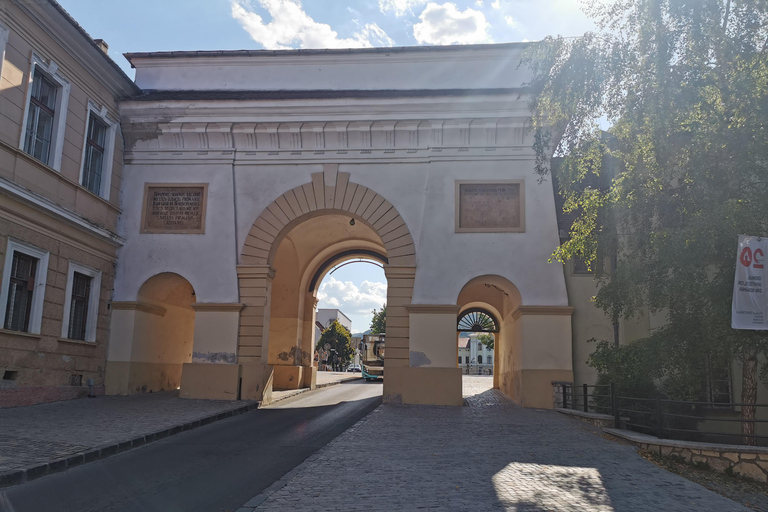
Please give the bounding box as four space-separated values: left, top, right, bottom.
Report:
1 380 382 512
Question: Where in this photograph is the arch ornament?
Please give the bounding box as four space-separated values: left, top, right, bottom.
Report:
241 167 415 267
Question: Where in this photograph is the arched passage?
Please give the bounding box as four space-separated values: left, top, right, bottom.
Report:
456 275 575 408
105 272 196 395
457 276 520 401
236 168 416 403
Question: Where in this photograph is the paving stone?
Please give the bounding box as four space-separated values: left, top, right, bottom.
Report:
0 390 254 474
252 376 748 512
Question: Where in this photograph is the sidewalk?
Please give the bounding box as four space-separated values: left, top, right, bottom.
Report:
239 377 749 512
270 372 361 403
0 390 258 487
0 372 358 488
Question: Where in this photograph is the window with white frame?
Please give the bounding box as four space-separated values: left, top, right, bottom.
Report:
61 261 101 342
19 54 70 171
80 103 116 198
0 239 49 334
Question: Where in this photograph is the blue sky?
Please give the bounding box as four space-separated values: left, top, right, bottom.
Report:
56 0 594 330
58 0 595 78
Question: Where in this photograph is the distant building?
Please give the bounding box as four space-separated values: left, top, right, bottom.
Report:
314 308 356 370
458 333 493 375
314 308 352 343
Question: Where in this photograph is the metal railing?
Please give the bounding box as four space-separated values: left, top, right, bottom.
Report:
558 383 768 446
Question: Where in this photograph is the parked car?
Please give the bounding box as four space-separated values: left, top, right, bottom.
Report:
346 365 362 373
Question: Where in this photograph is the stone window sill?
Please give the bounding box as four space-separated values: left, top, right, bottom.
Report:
58 337 96 346
0 328 42 339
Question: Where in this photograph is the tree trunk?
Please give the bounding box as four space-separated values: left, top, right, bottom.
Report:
741 344 758 446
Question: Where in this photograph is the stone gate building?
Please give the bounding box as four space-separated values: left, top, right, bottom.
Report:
108 44 575 408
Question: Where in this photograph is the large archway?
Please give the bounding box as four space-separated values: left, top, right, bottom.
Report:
105 272 196 395
236 168 416 404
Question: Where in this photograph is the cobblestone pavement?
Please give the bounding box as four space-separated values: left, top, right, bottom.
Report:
0 391 253 474
251 399 748 511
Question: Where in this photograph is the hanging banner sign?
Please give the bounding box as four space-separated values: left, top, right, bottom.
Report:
732 235 767 330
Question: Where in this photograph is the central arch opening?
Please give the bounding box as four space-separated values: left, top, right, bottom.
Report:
267 213 390 392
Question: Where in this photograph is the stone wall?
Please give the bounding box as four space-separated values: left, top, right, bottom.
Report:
605 428 768 483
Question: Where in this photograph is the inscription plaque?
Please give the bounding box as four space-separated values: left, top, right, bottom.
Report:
456 181 525 232
141 183 208 234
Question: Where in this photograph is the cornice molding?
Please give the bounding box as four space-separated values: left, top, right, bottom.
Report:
123 117 534 161
236 265 277 279
0 175 123 247
11 0 139 97
110 301 167 316
191 302 245 312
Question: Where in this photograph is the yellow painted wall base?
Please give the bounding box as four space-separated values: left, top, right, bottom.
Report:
273 365 304 390
401 367 463 406
509 369 574 409
179 363 240 400
105 361 183 395
301 366 317 389
382 365 405 404
241 364 273 403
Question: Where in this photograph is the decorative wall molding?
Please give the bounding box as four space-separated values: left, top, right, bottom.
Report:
124 117 534 162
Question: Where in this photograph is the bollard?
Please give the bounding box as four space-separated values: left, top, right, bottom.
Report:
583 383 589 413
88 378 95 398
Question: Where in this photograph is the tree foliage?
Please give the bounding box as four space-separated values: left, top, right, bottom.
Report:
525 0 768 443
477 333 495 351
370 305 386 334
317 320 354 369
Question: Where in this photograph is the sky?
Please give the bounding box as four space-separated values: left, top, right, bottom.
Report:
55 0 595 331
56 0 596 78
316 261 387 334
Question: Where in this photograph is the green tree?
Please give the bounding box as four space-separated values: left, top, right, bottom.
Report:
317 320 354 370
477 333 494 351
370 305 386 334
526 0 768 444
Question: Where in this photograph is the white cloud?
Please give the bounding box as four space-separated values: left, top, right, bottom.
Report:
378 0 428 17
504 15 517 27
475 0 483 6
491 0 501 8
317 277 387 319
231 0 394 50
413 2 491 45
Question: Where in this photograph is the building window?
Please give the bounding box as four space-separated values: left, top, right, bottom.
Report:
573 257 593 274
477 355 483 364
61 261 101 342
488 356 492 365
458 356 462 364
706 360 732 407
0 239 50 334
67 273 91 340
82 114 107 195
477 342 482 351
4 252 37 331
19 55 71 171
80 103 117 199
23 71 57 165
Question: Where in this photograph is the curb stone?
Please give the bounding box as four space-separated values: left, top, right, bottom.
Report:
0 400 260 488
